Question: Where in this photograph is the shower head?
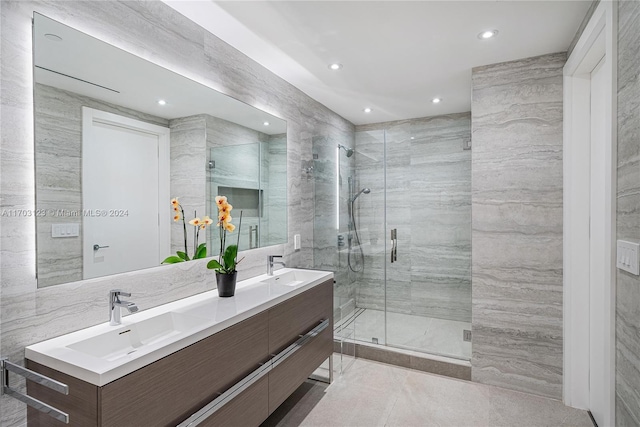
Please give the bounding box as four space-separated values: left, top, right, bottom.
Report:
351 188 371 203
338 144 354 157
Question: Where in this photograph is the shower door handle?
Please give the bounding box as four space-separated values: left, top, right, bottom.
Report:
393 229 398 262
390 229 397 263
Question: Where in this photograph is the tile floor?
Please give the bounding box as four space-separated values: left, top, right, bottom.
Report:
262 357 593 427
338 308 472 360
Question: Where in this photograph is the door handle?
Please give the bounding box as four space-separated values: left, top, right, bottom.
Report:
93 244 110 251
393 229 398 262
390 229 397 263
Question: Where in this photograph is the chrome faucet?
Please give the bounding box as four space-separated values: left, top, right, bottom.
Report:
267 255 286 276
109 290 139 326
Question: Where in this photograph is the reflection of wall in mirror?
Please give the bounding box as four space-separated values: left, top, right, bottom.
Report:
35 83 169 287
168 115 207 256
204 115 284 252
266 134 287 245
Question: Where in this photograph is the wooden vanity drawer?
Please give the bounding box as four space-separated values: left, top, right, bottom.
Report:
100 311 269 427
267 278 333 415
26 361 99 427
197 375 269 427
268 279 333 355
268 325 332 414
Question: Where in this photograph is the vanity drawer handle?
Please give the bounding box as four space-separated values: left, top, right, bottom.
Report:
178 319 329 427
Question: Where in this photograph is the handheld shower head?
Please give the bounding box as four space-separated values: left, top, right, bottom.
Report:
338 144 354 157
351 188 370 202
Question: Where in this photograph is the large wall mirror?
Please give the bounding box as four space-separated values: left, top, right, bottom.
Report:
33 13 288 288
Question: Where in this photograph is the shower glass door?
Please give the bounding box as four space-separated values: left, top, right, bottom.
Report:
353 116 472 361
350 129 386 345
383 124 420 351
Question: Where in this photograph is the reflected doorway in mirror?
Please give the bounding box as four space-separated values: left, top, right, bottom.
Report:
82 107 170 279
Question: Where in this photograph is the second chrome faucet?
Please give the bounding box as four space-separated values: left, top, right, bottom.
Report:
109 290 139 326
267 255 285 276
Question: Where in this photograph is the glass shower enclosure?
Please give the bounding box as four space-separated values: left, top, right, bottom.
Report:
314 113 472 361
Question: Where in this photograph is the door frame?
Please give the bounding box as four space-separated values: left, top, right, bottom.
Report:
563 1 617 424
81 107 171 275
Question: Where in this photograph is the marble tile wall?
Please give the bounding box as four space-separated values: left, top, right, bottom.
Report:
471 52 565 400
409 114 472 323
353 113 472 324
0 1 353 425
616 0 640 424
34 83 169 287
168 115 207 256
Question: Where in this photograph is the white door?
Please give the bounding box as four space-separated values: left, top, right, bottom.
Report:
82 107 170 279
589 56 607 427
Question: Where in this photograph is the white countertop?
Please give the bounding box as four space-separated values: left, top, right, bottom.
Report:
25 268 333 386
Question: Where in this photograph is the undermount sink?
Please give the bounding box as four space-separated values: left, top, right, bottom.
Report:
260 269 323 287
66 312 204 362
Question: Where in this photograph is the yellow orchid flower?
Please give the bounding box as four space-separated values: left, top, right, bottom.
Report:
189 218 201 227
224 222 236 232
171 197 180 207
200 224 206 230
220 203 233 214
215 196 227 209
218 212 231 223
202 216 214 226
173 214 181 222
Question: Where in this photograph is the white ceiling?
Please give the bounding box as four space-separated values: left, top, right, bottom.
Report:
165 0 592 125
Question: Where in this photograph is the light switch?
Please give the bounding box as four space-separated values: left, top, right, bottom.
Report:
617 240 640 275
52 223 80 238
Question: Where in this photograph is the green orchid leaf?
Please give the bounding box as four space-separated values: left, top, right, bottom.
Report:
162 255 185 264
207 259 223 270
223 244 238 271
194 243 207 259
176 251 190 261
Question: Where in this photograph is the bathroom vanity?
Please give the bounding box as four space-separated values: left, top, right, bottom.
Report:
24 269 333 426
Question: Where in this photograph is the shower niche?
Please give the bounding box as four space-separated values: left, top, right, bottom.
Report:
217 186 263 217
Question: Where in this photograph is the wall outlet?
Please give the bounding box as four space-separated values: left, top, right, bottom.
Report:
52 223 80 238
616 240 640 275
294 234 301 251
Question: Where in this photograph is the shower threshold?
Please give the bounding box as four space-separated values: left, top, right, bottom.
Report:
334 308 472 380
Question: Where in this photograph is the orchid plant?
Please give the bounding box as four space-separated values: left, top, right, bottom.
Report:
207 196 243 274
162 198 213 264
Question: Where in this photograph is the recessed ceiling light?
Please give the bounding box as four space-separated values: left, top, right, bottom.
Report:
263 121 270 126
328 63 343 70
410 137 415 140
363 108 372 113
478 30 498 40
157 100 167 106
44 33 62 42
432 98 442 104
